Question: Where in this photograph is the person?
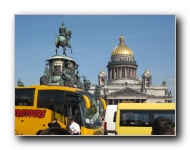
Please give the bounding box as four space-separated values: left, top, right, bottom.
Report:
69 119 81 135
39 127 71 135
101 116 105 121
59 21 67 37
48 118 61 128
151 117 175 135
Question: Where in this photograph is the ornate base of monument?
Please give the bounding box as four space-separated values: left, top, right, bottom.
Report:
40 54 81 87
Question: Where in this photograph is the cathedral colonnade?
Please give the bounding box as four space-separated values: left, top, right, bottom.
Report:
108 67 137 79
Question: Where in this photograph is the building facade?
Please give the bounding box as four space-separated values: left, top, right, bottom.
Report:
89 36 172 105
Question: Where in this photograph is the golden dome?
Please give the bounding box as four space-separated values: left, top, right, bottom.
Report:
112 36 134 56
100 69 106 75
144 68 151 75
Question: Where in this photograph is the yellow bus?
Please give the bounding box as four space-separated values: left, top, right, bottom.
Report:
15 85 106 135
115 103 175 136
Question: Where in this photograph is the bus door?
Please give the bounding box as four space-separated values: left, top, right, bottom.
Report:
66 93 82 128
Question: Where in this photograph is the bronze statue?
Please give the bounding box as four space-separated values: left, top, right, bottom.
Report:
93 85 101 99
161 79 166 86
61 60 75 86
40 63 51 85
17 79 24 87
55 21 73 55
81 76 91 91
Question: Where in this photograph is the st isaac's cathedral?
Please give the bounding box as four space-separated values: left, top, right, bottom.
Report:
88 35 172 105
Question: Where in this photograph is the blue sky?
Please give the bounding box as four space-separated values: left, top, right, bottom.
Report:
15 15 176 101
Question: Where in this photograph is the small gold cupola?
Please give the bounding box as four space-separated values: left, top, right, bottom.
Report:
144 68 151 75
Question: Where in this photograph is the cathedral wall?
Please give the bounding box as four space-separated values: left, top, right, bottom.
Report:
146 87 166 96
146 89 165 96
146 99 166 103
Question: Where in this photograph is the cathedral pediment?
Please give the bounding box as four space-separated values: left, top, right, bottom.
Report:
107 87 147 96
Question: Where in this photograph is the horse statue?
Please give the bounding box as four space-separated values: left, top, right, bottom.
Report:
55 29 73 55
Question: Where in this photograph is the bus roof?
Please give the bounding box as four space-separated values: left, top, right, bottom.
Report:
15 85 83 93
117 103 175 110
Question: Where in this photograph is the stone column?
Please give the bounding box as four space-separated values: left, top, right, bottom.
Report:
116 68 118 78
134 69 136 79
125 67 127 78
131 68 133 78
127 68 129 78
113 68 115 79
120 67 122 78
117 67 119 78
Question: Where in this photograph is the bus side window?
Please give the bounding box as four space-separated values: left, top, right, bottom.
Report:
120 110 150 126
153 110 175 127
113 111 117 122
37 90 66 109
15 88 34 106
141 114 150 126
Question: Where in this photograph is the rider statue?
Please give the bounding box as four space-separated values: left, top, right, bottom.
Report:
59 21 67 38
55 21 73 55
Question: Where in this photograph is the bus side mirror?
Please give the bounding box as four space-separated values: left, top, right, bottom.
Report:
99 97 106 110
113 111 117 122
82 95 90 108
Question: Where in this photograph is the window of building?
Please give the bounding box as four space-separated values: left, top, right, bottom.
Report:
108 100 112 105
114 100 118 105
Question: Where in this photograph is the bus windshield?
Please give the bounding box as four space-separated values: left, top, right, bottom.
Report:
78 91 101 127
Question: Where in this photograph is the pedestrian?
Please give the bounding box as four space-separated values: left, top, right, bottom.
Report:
151 117 175 135
39 127 71 135
69 119 80 135
48 118 61 128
